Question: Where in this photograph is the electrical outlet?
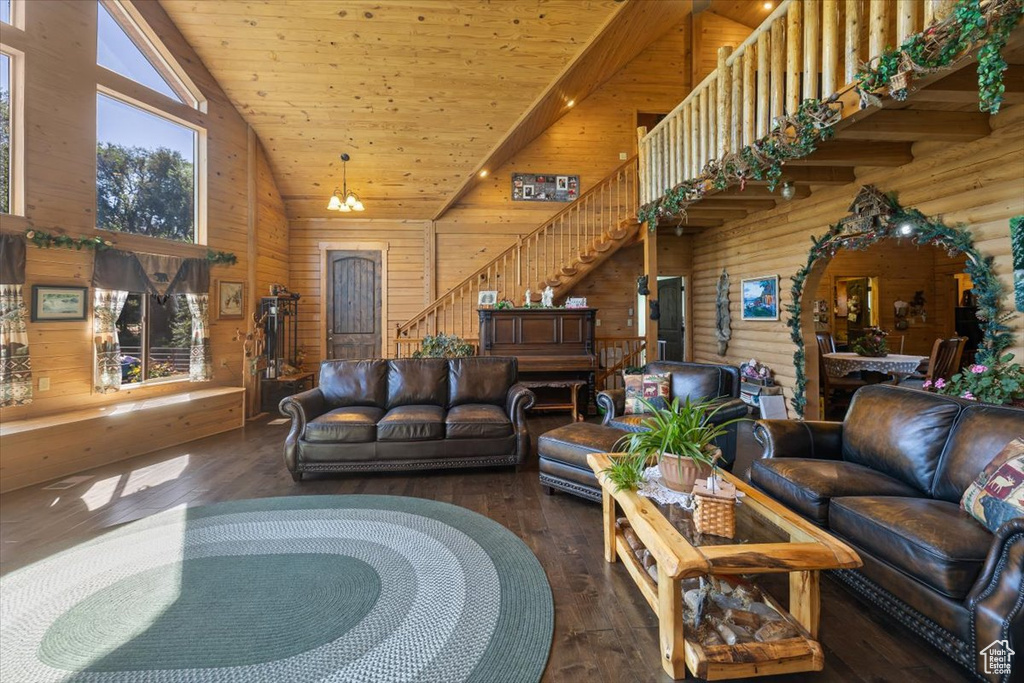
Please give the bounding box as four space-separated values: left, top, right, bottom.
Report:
38 377 50 391
595 319 601 326
619 152 628 160
627 318 633 327
628 307 633 316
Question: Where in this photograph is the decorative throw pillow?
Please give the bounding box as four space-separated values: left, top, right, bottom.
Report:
961 438 1024 533
641 373 671 411
623 371 645 415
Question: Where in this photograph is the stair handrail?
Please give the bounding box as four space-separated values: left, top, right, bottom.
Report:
596 339 647 391
397 155 639 339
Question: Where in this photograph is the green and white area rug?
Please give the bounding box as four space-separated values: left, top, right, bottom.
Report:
0 495 554 682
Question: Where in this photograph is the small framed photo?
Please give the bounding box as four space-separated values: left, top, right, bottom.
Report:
31 285 88 322
218 280 244 319
741 275 780 321
478 290 498 307
522 185 534 199
565 296 588 309
556 176 568 190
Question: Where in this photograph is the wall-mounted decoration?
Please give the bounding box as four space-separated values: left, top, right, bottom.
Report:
715 270 731 356
1012 215 1023 312
477 290 498 307
512 173 579 202
30 285 88 322
565 297 587 309
741 275 780 321
218 280 244 319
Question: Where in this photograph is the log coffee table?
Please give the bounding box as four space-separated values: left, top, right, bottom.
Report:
587 453 861 681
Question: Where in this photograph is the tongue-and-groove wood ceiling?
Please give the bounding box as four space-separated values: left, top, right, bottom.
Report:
159 0 642 219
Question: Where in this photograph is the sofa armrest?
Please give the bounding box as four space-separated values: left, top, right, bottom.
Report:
506 383 536 462
752 420 844 460
278 388 326 474
967 518 1024 673
597 389 625 424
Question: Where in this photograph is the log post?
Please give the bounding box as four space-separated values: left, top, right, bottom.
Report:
786 0 802 114
757 30 770 136
731 59 742 152
771 18 785 119
643 225 659 357
869 0 888 62
717 45 732 157
897 0 921 43
802 0 820 101
844 0 861 86
821 0 839 95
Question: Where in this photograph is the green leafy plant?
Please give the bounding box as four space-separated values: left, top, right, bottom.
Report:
928 353 1024 405
602 397 747 491
851 327 889 358
411 333 475 359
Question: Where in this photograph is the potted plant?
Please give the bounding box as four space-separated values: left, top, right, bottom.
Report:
411 333 475 358
926 354 1024 406
851 327 889 357
609 397 747 493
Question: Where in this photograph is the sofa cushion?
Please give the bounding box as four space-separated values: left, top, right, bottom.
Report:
842 385 963 493
537 421 628 470
445 404 513 440
377 405 445 442
829 496 991 600
304 407 384 444
961 438 1024 532
448 357 516 407
319 359 387 408
386 359 448 408
931 403 1024 502
750 459 921 526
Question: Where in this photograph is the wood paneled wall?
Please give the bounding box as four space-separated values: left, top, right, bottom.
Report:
813 242 965 355
691 11 753 85
688 105 1024 417
0 1 286 426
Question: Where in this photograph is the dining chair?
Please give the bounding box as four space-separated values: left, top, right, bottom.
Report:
897 336 967 388
816 331 867 419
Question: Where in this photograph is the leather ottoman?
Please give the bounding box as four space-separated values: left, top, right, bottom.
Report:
538 421 629 502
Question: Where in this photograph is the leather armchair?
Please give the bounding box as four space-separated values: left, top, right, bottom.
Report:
597 360 741 425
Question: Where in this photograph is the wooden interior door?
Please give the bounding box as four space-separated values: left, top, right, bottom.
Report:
326 250 381 359
657 277 684 361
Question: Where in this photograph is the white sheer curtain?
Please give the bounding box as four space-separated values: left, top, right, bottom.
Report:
186 293 212 381
94 288 128 393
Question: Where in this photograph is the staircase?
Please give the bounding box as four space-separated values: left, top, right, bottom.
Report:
395 156 641 357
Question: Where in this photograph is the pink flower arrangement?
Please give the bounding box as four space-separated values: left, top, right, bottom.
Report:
969 364 988 374
961 391 976 400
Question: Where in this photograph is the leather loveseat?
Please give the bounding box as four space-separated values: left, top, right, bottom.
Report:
280 357 535 481
596 360 748 469
752 384 1023 682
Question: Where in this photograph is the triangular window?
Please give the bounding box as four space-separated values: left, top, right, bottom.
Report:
97 2 187 104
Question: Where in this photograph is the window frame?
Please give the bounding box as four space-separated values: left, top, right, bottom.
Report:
1 0 24 30
0 44 24 216
95 0 208 245
118 292 191 388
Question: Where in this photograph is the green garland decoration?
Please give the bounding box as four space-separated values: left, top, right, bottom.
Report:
23 229 237 265
855 0 1023 114
638 99 843 227
787 187 1015 416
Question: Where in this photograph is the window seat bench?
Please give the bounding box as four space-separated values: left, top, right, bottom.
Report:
0 387 245 494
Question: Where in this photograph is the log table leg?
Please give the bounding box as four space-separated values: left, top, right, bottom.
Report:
658 568 687 679
602 489 617 563
790 570 821 638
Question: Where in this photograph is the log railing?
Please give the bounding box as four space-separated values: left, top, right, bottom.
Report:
638 0 932 206
396 156 639 354
596 336 647 392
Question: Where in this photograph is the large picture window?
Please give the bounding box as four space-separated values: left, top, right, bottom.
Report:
116 293 191 385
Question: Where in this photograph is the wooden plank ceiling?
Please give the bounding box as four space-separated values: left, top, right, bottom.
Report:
159 0 635 219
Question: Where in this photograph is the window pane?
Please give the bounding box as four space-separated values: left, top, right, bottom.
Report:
0 1 10 25
97 2 183 103
0 52 9 214
148 295 190 379
117 293 144 385
97 93 196 242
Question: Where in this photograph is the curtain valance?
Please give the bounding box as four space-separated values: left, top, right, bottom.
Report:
92 249 210 296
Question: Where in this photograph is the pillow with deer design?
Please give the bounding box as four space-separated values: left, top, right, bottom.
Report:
961 437 1024 533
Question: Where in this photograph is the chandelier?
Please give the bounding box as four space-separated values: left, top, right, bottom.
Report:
327 153 365 212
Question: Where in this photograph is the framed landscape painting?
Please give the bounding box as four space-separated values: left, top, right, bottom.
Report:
218 280 244 319
741 275 780 321
31 285 88 321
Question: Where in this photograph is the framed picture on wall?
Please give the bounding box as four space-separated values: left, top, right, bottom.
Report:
741 275 780 321
31 285 88 321
218 280 244 319
478 290 498 307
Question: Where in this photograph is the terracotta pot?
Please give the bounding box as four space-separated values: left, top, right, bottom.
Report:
658 450 717 493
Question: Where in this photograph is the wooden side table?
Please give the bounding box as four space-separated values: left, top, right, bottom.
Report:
260 372 315 414
519 379 587 421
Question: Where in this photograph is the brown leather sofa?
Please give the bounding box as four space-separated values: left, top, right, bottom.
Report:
537 361 748 502
752 384 1023 682
280 357 535 481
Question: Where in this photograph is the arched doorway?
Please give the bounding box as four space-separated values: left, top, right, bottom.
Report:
789 186 1014 419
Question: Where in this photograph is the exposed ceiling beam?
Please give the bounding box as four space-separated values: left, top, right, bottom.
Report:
906 64 1024 105
834 110 991 142
742 167 856 186
431 0 694 220
785 141 914 167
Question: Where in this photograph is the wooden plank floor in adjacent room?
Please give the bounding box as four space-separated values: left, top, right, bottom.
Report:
0 415 971 683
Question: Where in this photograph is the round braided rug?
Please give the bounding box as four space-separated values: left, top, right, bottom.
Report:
0 495 553 682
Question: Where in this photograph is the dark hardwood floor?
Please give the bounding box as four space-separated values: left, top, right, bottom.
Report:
0 413 971 683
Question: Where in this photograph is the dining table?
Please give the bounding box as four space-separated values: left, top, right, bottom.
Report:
823 352 928 384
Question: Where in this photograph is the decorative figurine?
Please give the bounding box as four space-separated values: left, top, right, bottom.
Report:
523 289 532 308
541 286 554 308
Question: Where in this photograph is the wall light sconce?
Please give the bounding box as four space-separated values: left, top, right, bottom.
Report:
327 153 365 212
780 181 796 201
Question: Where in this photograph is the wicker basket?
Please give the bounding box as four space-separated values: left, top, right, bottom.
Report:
692 478 737 539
